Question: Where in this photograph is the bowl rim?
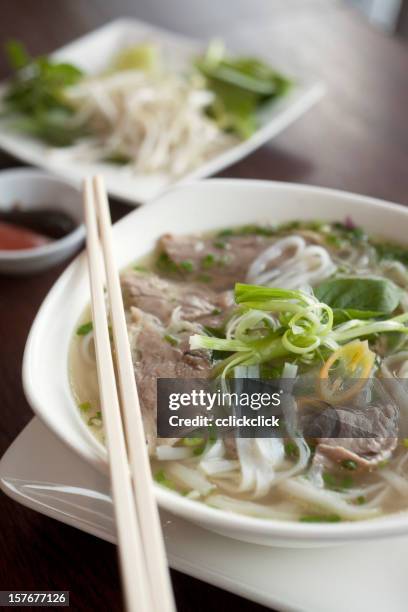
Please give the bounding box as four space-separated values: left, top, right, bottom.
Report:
0 167 85 260
22 178 408 543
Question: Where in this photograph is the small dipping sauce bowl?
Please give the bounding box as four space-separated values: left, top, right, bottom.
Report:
0 168 85 275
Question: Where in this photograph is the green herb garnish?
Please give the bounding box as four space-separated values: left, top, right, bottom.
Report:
180 260 194 272
103 152 131 165
202 254 216 268
164 334 179 347
76 321 93 336
88 411 102 427
322 472 353 491
315 277 401 319
156 252 179 274
374 241 408 266
196 40 291 139
284 441 299 459
189 283 408 379
154 469 177 490
4 40 85 146
300 514 341 523
183 437 204 446
133 264 149 273
79 401 91 412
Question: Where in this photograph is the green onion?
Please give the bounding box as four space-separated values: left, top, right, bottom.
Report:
189 281 408 379
202 254 216 268
88 411 102 427
403 439 408 449
213 239 227 249
104 152 131 165
284 441 299 459
133 264 148 273
300 514 341 523
154 469 177 490
341 459 358 471
3 41 85 147
180 260 194 272
322 472 337 489
356 496 366 505
76 321 93 336
156 252 179 273
183 437 204 446
164 334 179 347
322 472 352 491
79 401 91 412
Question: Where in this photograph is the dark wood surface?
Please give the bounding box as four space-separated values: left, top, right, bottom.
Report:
0 1 407 610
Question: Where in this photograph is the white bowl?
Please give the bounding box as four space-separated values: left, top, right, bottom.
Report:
0 168 85 275
22 179 408 547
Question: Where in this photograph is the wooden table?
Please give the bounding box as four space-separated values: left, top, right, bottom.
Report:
0 1 407 610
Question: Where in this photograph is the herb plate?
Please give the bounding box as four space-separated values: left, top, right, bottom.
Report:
0 18 324 205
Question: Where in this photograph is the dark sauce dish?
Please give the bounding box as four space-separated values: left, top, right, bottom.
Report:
0 169 85 275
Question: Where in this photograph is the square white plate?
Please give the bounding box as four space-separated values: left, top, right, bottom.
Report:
0 18 324 204
0 418 406 612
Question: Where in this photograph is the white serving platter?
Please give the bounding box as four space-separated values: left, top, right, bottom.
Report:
0 18 324 204
0 417 406 612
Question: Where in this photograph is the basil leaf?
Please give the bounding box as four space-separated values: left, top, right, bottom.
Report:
5 40 29 69
315 277 401 317
196 41 292 139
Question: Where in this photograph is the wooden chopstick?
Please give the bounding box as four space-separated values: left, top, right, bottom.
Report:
83 178 153 612
91 176 176 612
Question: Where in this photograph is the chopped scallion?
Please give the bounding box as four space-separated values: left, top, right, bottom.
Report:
76 321 93 336
164 334 179 347
300 514 341 523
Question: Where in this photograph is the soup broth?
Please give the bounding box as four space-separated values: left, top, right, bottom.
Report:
70 220 408 522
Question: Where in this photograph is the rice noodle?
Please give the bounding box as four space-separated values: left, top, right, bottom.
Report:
246 236 336 289
381 352 408 379
380 469 408 496
381 352 408 416
166 462 215 496
396 450 408 474
80 332 96 366
235 438 285 498
156 445 193 461
200 459 240 476
207 494 299 520
380 260 408 289
278 477 381 519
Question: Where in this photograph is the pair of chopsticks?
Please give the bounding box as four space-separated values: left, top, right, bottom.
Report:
83 175 175 612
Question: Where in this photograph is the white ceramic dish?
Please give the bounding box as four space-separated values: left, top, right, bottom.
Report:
0 168 84 275
22 179 408 547
1 417 406 612
0 18 324 205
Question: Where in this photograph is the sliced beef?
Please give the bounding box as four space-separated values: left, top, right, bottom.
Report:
158 233 273 291
121 270 233 327
308 403 398 470
128 307 211 454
